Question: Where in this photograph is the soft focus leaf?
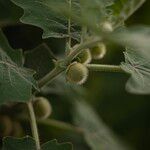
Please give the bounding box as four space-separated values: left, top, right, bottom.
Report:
111 0 146 27
73 100 130 150
2 136 73 150
109 26 150 53
0 29 37 104
121 47 150 94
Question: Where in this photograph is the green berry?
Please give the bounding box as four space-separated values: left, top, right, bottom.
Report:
66 62 89 85
90 43 106 59
77 49 92 64
0 116 13 137
33 97 52 120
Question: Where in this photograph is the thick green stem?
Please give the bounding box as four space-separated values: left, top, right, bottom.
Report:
86 64 125 73
27 101 40 150
38 66 65 88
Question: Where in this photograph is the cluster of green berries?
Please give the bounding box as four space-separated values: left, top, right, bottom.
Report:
66 42 107 85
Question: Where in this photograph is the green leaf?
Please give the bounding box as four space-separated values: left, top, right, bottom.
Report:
73 100 130 150
24 44 55 80
2 136 35 150
42 140 73 150
121 47 150 94
0 29 37 104
2 136 73 150
11 0 80 40
109 26 150 52
107 26 150 94
111 0 146 26
0 0 22 27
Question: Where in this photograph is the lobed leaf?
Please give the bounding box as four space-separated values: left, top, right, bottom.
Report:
121 47 150 94
11 0 80 40
0 29 37 104
108 26 150 94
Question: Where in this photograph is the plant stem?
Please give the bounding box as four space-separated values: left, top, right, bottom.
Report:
38 66 65 88
86 64 125 73
66 0 72 55
27 101 41 150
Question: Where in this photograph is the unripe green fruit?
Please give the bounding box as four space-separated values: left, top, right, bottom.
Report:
90 43 106 59
0 116 13 137
33 97 52 120
77 49 92 64
101 22 113 32
66 62 89 85
12 121 24 137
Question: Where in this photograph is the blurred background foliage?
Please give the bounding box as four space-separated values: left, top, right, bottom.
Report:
0 0 150 150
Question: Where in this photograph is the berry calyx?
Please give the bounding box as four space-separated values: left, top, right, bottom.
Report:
66 62 89 85
90 43 106 60
33 97 52 120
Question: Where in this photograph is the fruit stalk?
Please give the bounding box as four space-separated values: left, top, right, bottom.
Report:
27 101 41 150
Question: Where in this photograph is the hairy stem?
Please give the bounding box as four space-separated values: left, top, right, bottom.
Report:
86 64 125 73
66 0 72 55
38 66 65 88
27 101 40 150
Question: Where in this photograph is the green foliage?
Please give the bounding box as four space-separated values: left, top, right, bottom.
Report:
11 0 80 40
73 100 130 150
24 44 55 79
2 136 72 150
121 47 150 94
0 30 37 104
111 0 146 26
